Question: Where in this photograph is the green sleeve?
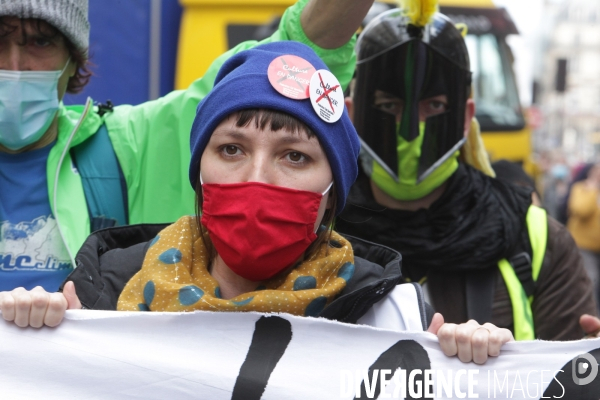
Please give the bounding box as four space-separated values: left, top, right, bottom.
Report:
105 0 357 225
276 0 357 90
202 0 356 91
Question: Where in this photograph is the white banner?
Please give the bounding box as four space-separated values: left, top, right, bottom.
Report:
0 310 599 399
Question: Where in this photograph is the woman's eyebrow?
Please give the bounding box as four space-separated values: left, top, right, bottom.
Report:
276 135 312 144
212 130 248 140
213 129 315 144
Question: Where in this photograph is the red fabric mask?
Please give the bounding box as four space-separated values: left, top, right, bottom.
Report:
200 181 331 281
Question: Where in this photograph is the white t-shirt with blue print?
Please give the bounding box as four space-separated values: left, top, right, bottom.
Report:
0 144 73 291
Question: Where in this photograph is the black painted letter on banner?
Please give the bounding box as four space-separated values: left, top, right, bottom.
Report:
231 316 293 400
354 339 432 400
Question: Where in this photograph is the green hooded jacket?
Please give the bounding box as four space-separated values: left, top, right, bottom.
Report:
48 0 357 265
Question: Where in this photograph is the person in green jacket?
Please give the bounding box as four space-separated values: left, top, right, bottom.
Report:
0 0 372 292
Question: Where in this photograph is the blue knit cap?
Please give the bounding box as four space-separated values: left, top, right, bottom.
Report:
189 41 360 214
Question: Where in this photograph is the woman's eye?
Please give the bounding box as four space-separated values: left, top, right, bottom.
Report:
222 145 241 156
286 152 306 163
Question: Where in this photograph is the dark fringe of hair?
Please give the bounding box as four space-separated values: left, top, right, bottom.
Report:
234 109 316 139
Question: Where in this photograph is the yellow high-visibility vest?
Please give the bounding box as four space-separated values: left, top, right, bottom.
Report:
497 206 548 341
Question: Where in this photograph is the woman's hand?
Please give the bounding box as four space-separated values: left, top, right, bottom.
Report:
427 313 514 364
0 281 82 328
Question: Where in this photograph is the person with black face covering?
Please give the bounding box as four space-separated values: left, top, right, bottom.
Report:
336 0 597 341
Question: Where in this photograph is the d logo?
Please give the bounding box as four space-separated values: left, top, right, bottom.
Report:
573 353 599 386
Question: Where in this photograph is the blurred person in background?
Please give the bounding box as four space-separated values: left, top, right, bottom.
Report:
0 0 372 292
543 153 570 221
557 163 594 225
492 159 542 207
567 163 600 309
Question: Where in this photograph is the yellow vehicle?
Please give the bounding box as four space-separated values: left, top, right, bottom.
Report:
176 0 532 171
175 0 294 90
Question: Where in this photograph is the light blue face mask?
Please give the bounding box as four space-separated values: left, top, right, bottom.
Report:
0 58 70 150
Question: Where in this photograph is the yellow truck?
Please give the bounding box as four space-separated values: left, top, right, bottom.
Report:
175 0 293 90
175 0 533 171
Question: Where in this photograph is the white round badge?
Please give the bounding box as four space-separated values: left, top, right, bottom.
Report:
309 69 344 123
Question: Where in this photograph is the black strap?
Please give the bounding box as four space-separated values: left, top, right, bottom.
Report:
408 282 430 331
466 224 536 323
466 267 497 324
507 220 536 297
510 251 535 297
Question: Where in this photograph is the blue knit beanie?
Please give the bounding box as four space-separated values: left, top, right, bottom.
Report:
189 41 360 214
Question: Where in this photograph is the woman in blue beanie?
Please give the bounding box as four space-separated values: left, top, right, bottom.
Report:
0 41 513 364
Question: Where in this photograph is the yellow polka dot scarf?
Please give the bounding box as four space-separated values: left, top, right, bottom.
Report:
118 216 355 317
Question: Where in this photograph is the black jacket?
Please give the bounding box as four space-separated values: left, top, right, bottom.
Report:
62 223 433 328
336 166 596 340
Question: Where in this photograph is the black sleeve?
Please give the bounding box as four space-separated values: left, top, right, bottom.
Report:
62 242 149 310
425 302 435 330
59 223 167 310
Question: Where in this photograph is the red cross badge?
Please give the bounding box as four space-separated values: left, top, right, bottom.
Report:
309 69 344 123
